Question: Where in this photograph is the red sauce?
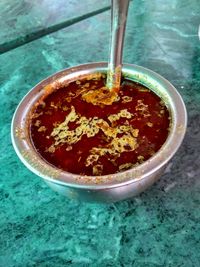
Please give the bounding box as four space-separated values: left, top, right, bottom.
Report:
30 74 170 176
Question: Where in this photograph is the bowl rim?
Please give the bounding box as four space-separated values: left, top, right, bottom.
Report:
11 62 187 189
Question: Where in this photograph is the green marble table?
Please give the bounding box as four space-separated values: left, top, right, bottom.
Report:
0 0 200 266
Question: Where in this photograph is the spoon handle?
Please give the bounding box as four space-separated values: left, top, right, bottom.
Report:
106 0 130 90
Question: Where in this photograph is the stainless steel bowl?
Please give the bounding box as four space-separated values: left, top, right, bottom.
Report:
11 62 187 202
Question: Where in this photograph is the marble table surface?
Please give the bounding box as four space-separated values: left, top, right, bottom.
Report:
0 0 200 266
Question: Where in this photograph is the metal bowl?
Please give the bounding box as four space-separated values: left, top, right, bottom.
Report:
11 62 187 202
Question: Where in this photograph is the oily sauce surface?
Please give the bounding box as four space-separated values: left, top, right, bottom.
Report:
30 75 170 176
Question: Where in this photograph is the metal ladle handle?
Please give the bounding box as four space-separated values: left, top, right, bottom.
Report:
106 0 130 90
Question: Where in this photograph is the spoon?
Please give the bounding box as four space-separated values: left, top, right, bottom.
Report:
106 0 130 91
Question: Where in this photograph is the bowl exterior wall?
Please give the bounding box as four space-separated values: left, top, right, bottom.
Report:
45 166 166 202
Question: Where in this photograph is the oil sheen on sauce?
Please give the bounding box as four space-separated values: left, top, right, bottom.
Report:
30 74 170 176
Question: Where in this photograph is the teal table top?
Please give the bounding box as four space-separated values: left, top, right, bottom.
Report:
0 0 200 266
0 0 109 52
